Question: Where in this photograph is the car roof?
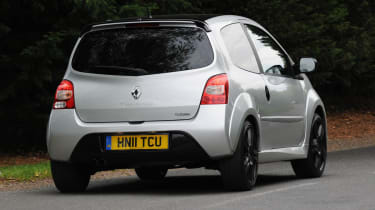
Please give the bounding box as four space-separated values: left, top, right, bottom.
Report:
80 14 258 36
113 14 221 22
81 14 240 35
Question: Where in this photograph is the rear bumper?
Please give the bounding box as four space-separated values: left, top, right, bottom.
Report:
69 132 210 169
47 105 231 163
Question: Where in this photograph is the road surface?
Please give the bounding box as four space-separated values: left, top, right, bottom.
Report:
1 146 375 210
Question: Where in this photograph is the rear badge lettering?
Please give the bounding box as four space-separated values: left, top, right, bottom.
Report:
175 113 191 117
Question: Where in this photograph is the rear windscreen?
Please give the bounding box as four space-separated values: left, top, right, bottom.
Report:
72 27 214 76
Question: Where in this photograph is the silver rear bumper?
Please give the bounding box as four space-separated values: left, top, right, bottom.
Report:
47 105 231 161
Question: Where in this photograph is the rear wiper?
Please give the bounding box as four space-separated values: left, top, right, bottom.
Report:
89 65 148 76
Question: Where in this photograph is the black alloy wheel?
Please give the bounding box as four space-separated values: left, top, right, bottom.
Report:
292 113 327 178
221 121 258 190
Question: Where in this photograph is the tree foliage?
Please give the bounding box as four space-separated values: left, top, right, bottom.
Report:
1 0 374 150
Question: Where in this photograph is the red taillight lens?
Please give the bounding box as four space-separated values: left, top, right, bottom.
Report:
53 80 75 109
201 74 228 105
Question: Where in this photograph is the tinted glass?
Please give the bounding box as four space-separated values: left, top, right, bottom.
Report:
221 23 259 73
72 27 214 76
246 25 292 76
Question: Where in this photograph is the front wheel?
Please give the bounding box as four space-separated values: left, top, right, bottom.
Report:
50 161 90 193
291 113 327 178
220 121 258 191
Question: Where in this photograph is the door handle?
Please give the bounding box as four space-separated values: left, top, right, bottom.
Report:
265 86 270 101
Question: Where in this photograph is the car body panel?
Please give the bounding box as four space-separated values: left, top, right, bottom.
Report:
259 74 306 149
67 65 220 123
47 105 232 161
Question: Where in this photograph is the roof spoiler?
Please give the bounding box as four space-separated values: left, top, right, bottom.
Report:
80 18 211 37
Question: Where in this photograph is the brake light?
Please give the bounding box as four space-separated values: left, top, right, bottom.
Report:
53 80 75 109
201 74 228 105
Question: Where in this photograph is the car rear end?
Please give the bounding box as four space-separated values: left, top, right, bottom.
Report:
47 19 232 171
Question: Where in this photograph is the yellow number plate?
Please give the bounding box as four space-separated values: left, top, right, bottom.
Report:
105 134 169 150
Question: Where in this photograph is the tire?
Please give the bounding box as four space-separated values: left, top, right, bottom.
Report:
50 160 90 193
135 167 168 181
291 113 327 178
220 121 258 191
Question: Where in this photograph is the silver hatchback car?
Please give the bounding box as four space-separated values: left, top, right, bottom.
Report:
47 15 327 192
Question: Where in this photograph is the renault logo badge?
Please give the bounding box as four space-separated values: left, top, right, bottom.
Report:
131 86 142 100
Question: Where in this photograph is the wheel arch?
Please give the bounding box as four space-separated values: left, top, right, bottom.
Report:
315 105 326 123
314 105 328 146
304 89 327 149
244 115 260 152
228 92 261 153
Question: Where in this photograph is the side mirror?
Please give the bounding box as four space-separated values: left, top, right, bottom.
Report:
299 58 317 73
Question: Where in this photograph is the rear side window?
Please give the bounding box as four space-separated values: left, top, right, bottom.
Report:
72 27 214 76
221 23 259 73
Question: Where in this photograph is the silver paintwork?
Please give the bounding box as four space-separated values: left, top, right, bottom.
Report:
47 106 231 161
47 15 326 165
300 58 318 73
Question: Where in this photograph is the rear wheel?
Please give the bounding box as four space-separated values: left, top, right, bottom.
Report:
220 121 258 191
291 113 327 178
50 161 90 193
135 167 168 181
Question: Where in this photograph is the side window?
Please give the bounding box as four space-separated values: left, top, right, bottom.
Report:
221 23 259 73
246 25 293 76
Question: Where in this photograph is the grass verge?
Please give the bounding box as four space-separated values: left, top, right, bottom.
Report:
0 161 51 181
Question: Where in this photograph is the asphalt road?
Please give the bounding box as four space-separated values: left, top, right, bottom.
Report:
1 146 375 210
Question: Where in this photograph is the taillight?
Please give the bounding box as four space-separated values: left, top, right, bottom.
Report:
53 80 75 109
201 74 228 105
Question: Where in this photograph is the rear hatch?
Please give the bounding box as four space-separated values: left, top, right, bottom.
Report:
69 24 215 123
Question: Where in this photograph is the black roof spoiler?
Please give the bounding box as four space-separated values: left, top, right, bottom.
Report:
79 15 217 37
